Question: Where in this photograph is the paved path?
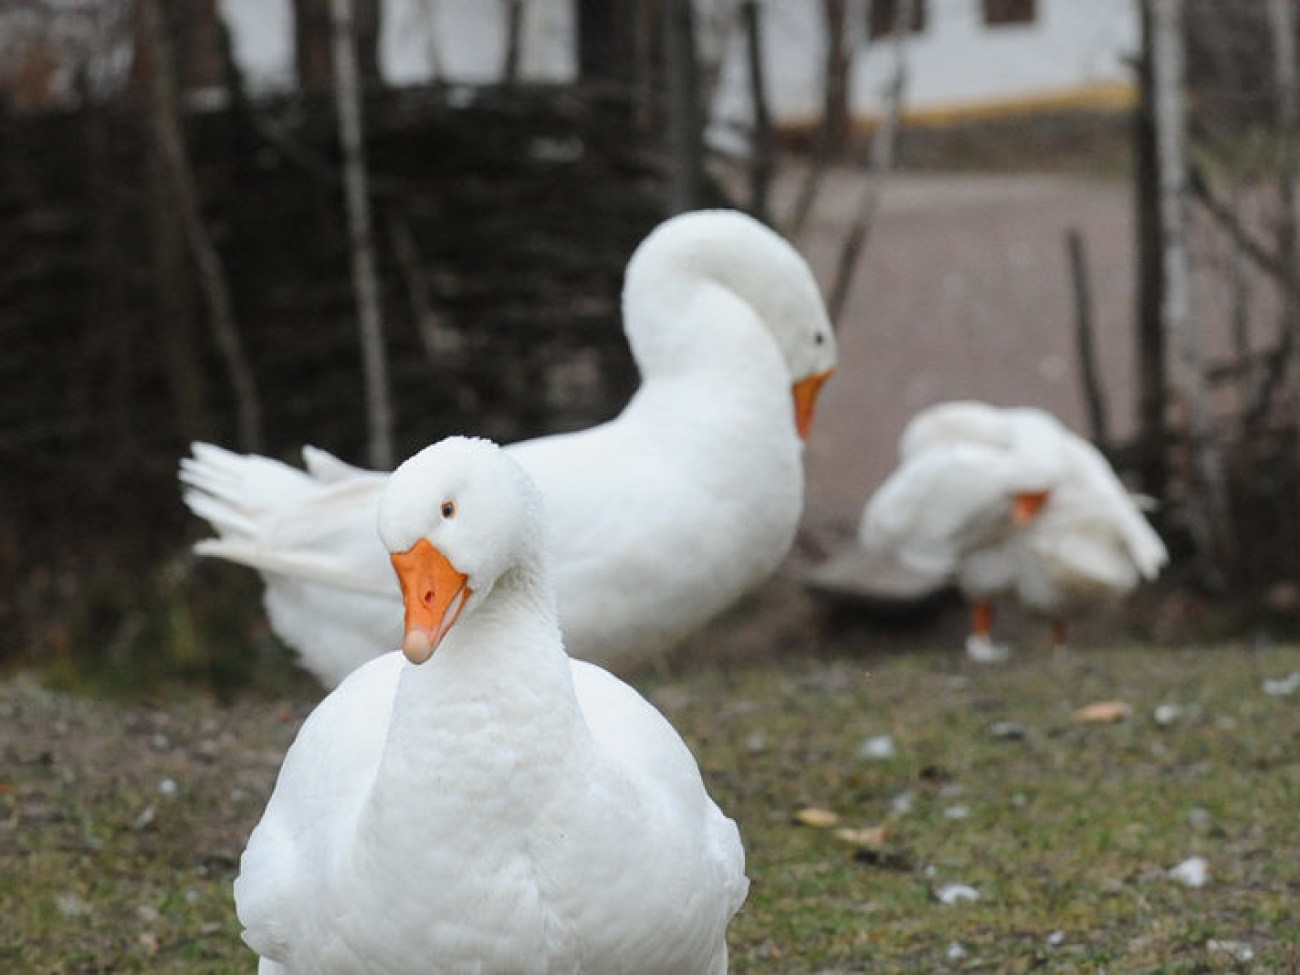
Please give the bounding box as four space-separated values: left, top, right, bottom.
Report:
779 169 1137 535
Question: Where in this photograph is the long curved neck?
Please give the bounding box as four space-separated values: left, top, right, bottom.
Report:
622 277 793 434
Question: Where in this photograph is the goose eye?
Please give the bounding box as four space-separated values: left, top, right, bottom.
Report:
440 500 456 519
814 333 825 346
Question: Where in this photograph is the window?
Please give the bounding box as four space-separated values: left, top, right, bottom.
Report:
983 0 1036 26
868 0 927 41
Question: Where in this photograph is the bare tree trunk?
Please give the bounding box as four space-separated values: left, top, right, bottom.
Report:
1220 183 1256 428
632 0 659 130
664 0 703 214
785 0 855 238
502 0 525 85
295 0 335 90
331 0 394 468
1152 0 1231 576
354 0 383 87
1267 0 1300 448
297 0 382 90
741 0 773 223
137 0 263 452
1066 228 1110 447
822 0 851 152
1134 0 1168 503
420 0 444 81
825 0 912 327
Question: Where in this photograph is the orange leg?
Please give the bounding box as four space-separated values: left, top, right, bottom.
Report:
971 601 993 640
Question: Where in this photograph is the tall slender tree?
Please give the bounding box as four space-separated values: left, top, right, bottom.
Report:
331 0 393 468
1134 0 1167 503
1152 0 1231 575
664 0 703 213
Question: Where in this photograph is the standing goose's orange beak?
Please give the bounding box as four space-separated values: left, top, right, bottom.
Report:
792 369 834 441
389 538 471 664
1010 490 1051 525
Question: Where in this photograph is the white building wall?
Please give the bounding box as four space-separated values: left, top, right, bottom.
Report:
217 0 1138 125
712 0 1139 137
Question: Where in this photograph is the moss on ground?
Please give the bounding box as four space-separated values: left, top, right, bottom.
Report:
3 639 1298 972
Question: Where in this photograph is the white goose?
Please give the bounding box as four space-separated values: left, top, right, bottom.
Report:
236 437 749 974
181 210 835 685
859 401 1167 660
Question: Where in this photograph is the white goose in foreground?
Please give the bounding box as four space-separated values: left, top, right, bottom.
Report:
236 437 749 974
181 209 836 685
859 401 1168 661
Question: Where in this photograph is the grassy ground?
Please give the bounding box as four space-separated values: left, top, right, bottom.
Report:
3 611 1298 973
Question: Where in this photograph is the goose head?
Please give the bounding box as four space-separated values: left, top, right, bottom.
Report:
378 437 546 664
622 209 837 439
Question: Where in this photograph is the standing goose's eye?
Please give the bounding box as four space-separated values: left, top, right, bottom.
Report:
814 332 825 346
440 500 456 519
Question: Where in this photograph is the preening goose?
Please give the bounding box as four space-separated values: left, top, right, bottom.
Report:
859 401 1167 660
235 437 748 974
181 209 835 685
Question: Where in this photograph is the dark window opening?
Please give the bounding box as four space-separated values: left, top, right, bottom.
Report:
868 0 928 41
983 0 1036 26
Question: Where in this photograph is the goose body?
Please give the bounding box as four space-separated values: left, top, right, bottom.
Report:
182 210 835 685
859 401 1167 657
236 437 748 974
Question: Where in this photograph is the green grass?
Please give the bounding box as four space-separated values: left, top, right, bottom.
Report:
3 637 1299 972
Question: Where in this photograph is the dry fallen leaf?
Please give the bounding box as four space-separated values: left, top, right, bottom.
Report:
833 825 888 850
1074 701 1132 723
792 807 841 828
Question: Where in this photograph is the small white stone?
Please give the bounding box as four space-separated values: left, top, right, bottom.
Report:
890 791 915 815
936 882 980 905
946 942 967 960
1047 930 1065 947
158 778 177 796
133 805 157 831
1207 939 1253 961
136 903 160 923
1153 703 1183 726
943 804 972 820
1169 856 1210 888
56 893 91 918
989 720 1028 740
858 734 897 760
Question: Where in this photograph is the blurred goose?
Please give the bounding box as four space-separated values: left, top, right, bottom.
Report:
181 210 835 685
859 401 1167 661
236 437 749 974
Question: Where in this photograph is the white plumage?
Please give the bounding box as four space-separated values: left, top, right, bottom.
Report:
180 210 836 684
236 437 748 974
859 401 1168 658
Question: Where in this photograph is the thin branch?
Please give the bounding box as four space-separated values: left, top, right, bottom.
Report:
741 0 773 223
825 0 912 326
138 0 263 452
331 0 393 468
1189 165 1295 292
1066 229 1110 447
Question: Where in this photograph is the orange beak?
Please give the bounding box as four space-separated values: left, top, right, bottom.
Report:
792 369 833 441
389 538 471 664
1010 490 1050 525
